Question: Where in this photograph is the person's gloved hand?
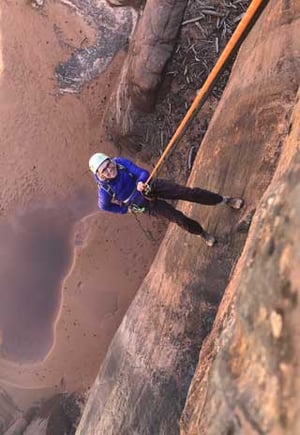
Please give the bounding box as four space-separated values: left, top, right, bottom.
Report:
137 181 146 192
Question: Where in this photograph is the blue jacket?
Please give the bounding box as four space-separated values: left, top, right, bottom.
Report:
94 157 150 214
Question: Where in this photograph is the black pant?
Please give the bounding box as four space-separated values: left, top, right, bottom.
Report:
146 179 223 235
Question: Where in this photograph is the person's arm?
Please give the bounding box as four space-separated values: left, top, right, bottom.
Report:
98 188 128 214
117 158 150 183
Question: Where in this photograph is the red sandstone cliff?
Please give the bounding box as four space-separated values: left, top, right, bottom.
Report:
181 86 300 435
76 1 300 433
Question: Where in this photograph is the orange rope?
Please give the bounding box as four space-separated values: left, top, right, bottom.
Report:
146 0 267 185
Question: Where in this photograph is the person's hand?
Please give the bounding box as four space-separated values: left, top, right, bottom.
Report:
137 181 146 192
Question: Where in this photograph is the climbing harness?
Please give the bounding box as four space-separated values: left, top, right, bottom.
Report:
129 204 146 214
145 0 268 186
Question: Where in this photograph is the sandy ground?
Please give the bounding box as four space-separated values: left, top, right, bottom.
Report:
0 0 165 409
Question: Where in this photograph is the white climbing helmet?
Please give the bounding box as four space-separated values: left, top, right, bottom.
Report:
89 153 110 174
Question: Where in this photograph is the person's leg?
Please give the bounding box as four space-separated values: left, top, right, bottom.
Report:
150 179 222 204
150 179 243 209
148 199 216 246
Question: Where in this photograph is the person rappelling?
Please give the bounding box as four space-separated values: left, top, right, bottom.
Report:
89 153 244 247
84 0 275 249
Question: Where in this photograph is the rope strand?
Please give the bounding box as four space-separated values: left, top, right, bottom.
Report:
146 0 268 185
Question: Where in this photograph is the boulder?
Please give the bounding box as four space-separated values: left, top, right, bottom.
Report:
103 0 188 151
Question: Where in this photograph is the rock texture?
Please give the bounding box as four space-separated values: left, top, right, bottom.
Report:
0 388 21 433
181 88 300 435
3 393 82 435
107 0 144 7
76 1 300 434
103 0 188 151
54 0 137 93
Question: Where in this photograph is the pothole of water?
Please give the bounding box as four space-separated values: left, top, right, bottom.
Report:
0 192 95 363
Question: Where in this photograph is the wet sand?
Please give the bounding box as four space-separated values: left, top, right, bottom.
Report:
0 0 165 409
0 200 92 362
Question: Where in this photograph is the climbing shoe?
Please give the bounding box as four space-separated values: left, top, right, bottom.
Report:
223 196 244 210
201 231 217 247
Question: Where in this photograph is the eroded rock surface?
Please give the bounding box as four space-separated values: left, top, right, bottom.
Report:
0 388 21 433
55 0 137 93
76 1 300 434
3 393 83 435
107 0 144 7
181 89 300 435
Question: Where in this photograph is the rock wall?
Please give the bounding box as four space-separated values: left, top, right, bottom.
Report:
76 0 300 433
181 87 300 435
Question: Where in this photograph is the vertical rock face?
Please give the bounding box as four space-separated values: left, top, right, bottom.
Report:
180 90 300 435
76 1 300 434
